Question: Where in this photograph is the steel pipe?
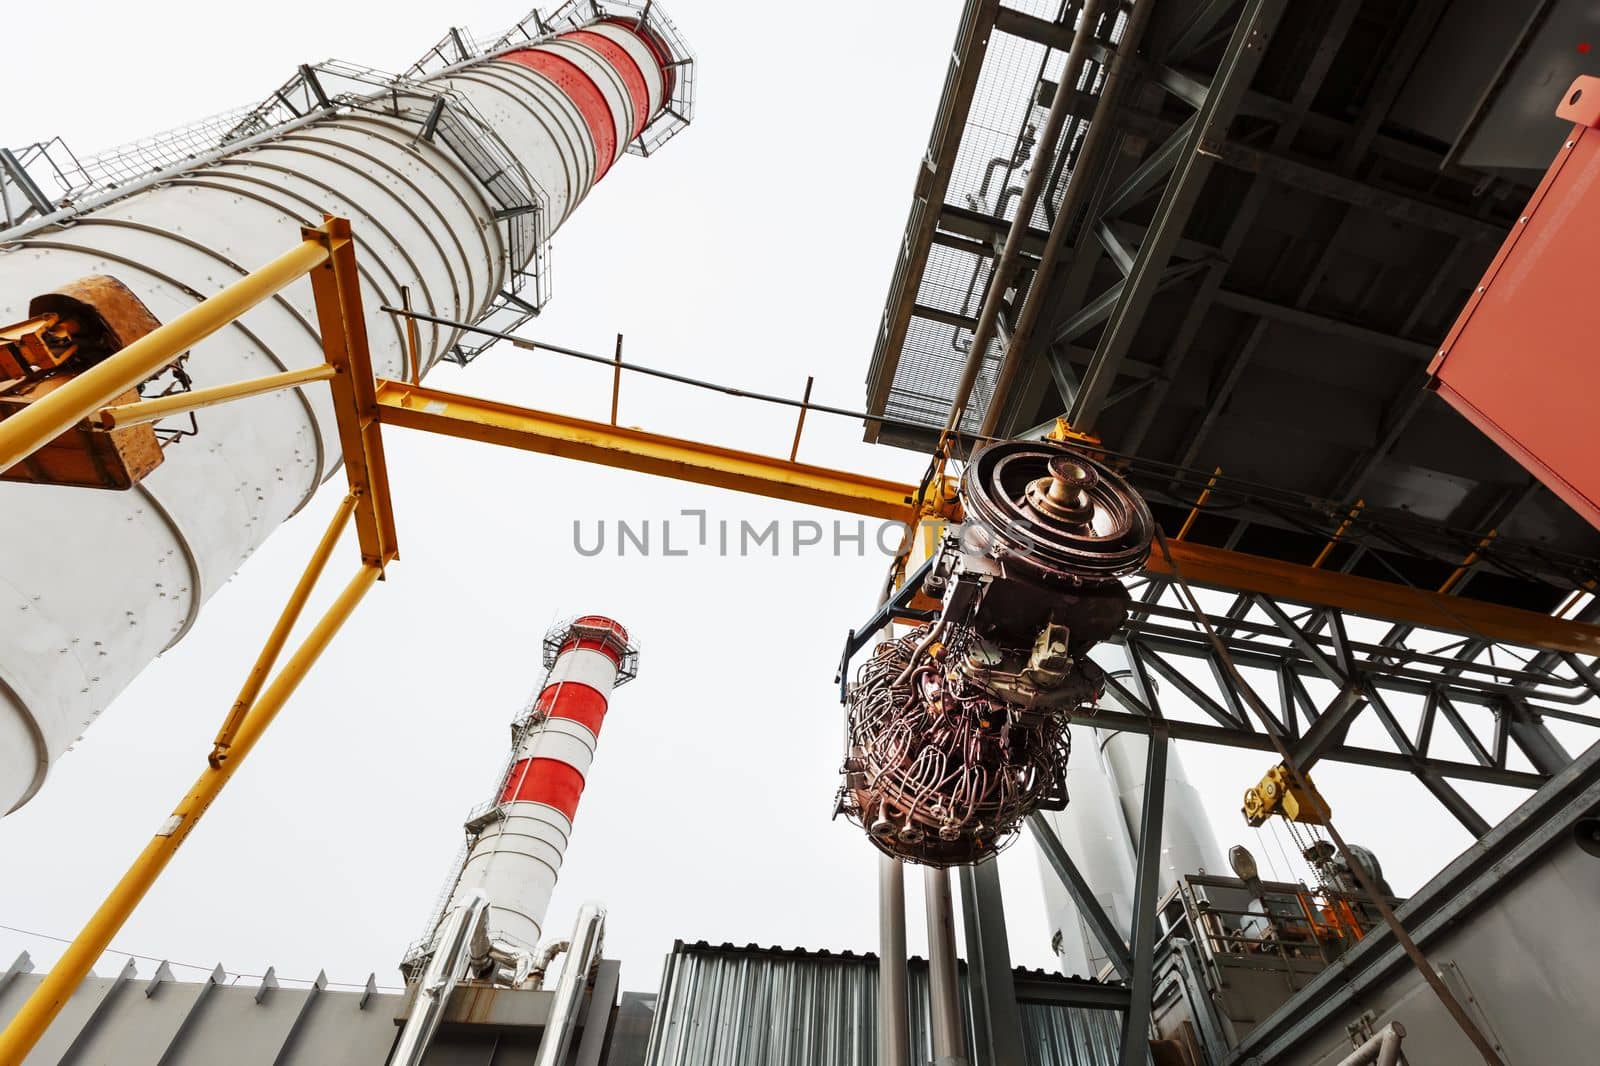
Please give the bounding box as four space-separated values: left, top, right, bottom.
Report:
924 865 968 1066
1334 1022 1407 1066
532 903 606 1066
530 938 572 988
388 893 493 1066
877 855 911 1066
97 364 338 429
980 0 1158 436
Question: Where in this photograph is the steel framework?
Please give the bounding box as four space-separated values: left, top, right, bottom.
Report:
863 0 1592 609
856 0 1600 1058
843 524 1598 1064
4 203 1597 1064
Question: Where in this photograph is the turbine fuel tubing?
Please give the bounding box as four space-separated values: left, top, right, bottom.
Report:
838 440 1154 866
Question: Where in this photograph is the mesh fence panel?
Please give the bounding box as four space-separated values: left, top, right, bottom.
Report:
877 2 1131 436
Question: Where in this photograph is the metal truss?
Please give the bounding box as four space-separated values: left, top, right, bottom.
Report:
838 514 1600 821
0 143 70 229
866 0 1524 503
1067 0 1289 431
833 485 1600 1066
837 525 1599 1064
1016 562 1593 1065
1008 0 1507 502
1014 562 1598 1066
857 0 1593 1059
1104 574 1594 826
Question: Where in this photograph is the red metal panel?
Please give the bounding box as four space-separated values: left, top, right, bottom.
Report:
601 17 674 104
503 49 619 180
565 29 651 142
1430 76 1600 531
499 756 584 818
535 682 608 736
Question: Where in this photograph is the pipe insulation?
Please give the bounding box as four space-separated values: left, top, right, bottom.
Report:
531 902 606 1066
0 10 686 812
388 891 493 1066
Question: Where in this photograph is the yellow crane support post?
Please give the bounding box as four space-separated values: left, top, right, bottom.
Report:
0 218 398 1065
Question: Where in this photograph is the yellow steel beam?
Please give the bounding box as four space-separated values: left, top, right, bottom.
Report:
0 239 329 473
1439 529 1497 595
374 379 959 524
1151 538 1600 657
374 377 1600 655
210 490 359 767
0 219 399 1064
1175 466 1220 542
307 218 398 570
0 563 379 1065
1311 499 1364 569
96 365 337 429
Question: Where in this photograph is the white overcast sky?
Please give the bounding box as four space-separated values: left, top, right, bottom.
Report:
0 0 1580 1000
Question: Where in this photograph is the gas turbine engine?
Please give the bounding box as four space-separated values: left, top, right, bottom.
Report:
839 440 1153 866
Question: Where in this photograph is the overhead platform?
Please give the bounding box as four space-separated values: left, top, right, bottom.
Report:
863 0 1600 617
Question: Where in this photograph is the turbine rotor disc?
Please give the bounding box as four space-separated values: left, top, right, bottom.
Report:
961 440 1153 582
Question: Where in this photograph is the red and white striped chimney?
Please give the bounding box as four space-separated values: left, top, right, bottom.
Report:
443 616 636 964
0 3 692 814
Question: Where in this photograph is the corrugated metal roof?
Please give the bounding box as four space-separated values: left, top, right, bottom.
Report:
0 951 620 1066
639 941 1128 1066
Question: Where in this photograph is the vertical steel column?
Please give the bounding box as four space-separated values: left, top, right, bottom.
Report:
1026 814 1133 979
1117 729 1169 1066
957 861 1026 1066
924 866 969 1066
878 524 940 1066
878 855 911 1066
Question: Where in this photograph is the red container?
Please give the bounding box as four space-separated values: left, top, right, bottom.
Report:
1430 75 1600 531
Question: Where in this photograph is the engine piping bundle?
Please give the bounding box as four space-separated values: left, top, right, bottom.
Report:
839 440 1154 866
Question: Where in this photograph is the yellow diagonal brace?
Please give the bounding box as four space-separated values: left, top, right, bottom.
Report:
374 379 958 523
0 564 380 1064
96 365 336 429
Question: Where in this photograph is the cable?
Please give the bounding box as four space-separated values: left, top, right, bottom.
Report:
0 923 403 992
1251 824 1283 882
381 306 1002 449
1150 525 1506 1065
